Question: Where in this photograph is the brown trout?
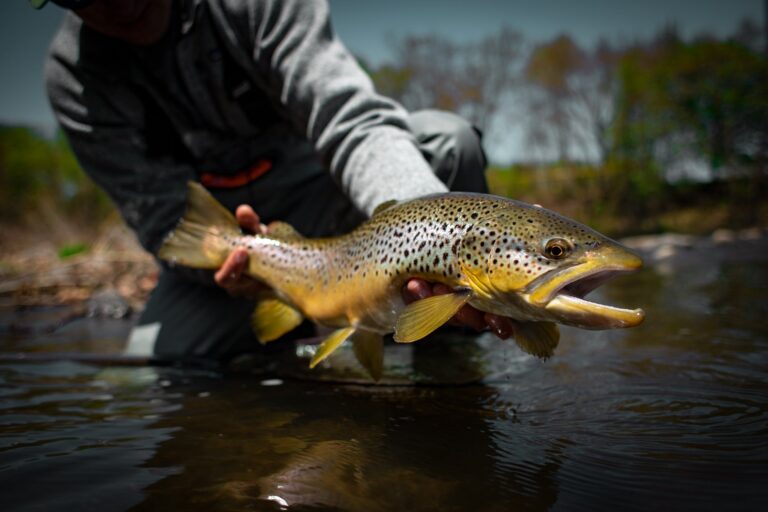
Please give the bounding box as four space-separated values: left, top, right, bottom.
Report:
159 182 644 379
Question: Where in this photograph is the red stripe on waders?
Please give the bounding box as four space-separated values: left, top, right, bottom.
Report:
199 159 272 189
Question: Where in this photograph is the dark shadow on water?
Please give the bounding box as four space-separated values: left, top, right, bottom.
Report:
127 366 566 512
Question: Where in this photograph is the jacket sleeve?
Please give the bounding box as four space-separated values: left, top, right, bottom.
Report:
45 16 193 256
212 0 448 215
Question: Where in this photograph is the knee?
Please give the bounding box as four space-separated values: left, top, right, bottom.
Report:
409 109 484 156
408 110 488 192
441 112 484 158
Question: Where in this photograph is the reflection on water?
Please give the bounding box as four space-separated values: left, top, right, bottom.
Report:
1 236 767 511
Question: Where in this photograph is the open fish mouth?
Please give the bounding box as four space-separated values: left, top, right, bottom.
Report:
544 267 645 329
525 250 645 329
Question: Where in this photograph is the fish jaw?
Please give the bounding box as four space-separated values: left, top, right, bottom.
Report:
522 246 645 329
544 294 645 329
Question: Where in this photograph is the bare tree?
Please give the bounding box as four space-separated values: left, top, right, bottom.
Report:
371 27 524 136
523 34 619 163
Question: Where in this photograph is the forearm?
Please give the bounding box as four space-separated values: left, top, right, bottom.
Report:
341 127 448 215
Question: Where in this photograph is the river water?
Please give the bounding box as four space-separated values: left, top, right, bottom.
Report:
1 233 767 511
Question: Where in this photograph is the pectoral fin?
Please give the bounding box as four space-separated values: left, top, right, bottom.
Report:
351 331 384 381
309 327 356 369
251 298 304 344
513 321 560 359
394 289 473 343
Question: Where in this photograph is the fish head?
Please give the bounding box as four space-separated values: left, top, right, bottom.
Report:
458 198 645 329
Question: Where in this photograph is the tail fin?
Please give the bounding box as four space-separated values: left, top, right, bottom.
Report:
158 182 241 269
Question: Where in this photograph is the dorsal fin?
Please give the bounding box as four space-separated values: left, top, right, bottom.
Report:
266 221 304 241
372 199 398 216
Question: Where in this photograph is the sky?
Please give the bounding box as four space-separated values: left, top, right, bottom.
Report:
0 0 763 133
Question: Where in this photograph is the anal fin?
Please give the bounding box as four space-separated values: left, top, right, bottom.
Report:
351 331 384 381
394 289 472 343
251 298 304 343
513 321 560 359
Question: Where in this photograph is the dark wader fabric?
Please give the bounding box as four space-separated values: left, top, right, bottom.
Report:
133 110 489 363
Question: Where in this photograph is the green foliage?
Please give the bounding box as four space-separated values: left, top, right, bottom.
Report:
0 126 54 218
487 162 766 236
0 126 114 225
610 33 768 173
57 243 88 260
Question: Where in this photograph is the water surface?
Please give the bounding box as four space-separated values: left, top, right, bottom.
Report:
1 235 767 511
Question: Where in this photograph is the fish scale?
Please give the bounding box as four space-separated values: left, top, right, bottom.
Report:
159 182 644 379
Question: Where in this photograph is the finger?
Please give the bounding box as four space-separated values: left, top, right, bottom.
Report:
485 314 517 339
214 249 248 286
224 277 266 298
235 205 266 235
432 283 453 295
453 304 487 332
403 279 433 303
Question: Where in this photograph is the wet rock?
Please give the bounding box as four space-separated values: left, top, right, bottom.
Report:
711 228 737 244
622 233 698 263
738 227 764 241
87 289 132 319
710 227 766 244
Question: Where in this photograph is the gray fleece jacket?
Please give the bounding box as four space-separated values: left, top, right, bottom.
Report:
45 0 446 254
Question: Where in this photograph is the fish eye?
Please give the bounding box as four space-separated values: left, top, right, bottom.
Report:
544 238 572 260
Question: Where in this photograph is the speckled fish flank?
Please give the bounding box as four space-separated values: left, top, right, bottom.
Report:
159 182 645 379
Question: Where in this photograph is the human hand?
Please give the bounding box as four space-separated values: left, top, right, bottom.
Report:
214 205 269 298
403 278 518 339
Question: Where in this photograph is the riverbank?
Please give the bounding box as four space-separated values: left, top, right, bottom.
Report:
0 222 156 313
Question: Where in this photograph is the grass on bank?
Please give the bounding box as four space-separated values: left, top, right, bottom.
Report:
487 163 767 237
